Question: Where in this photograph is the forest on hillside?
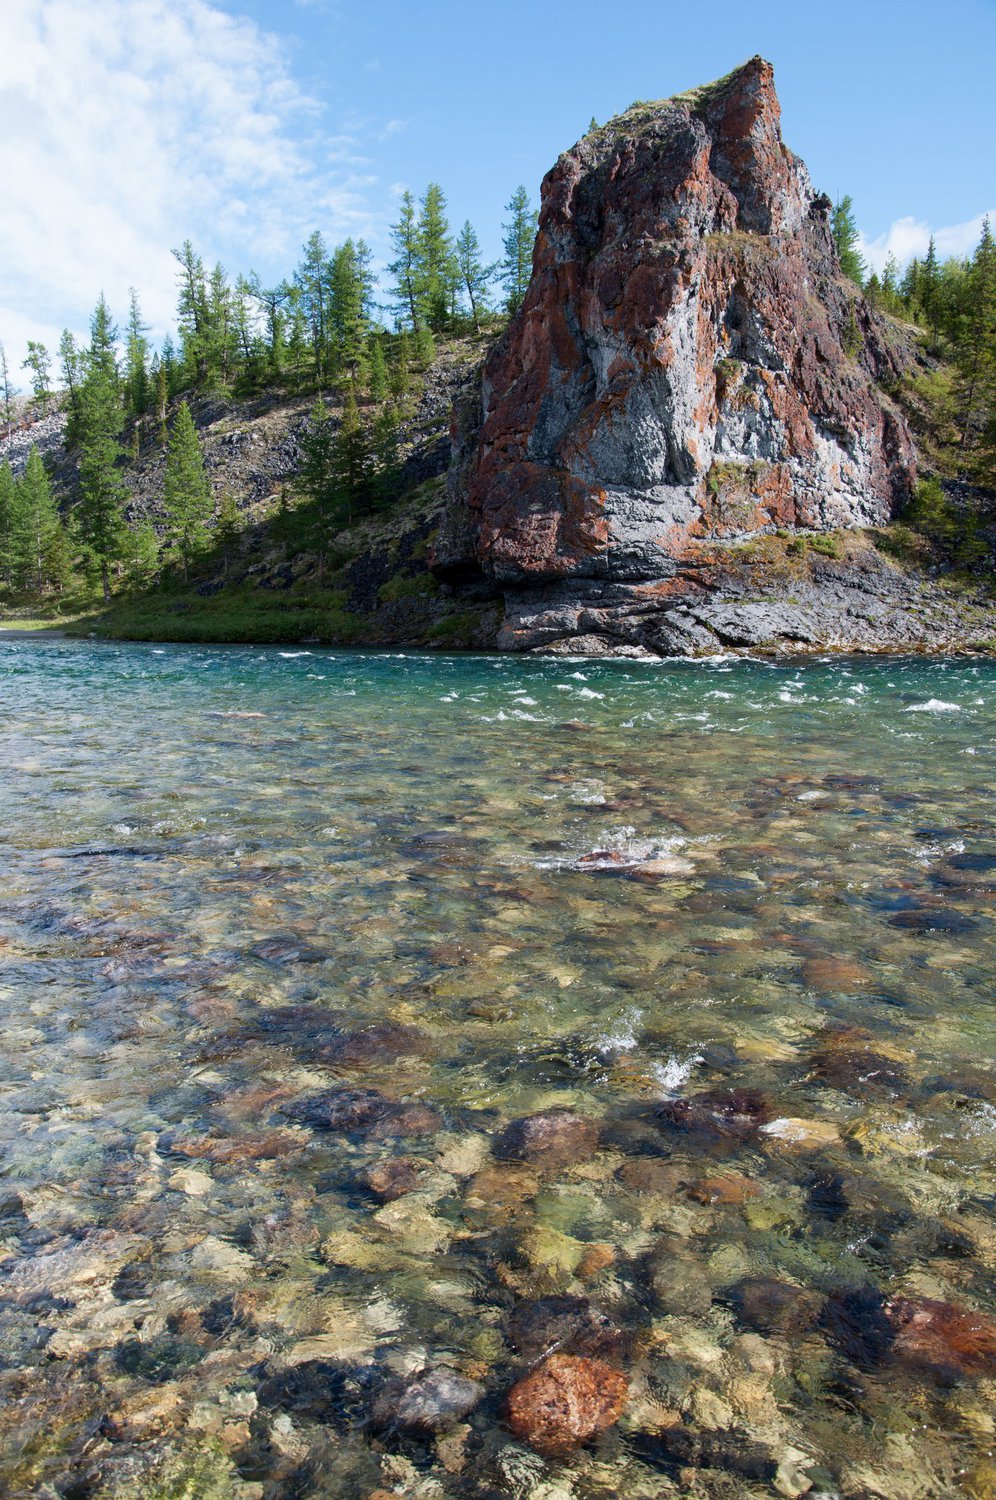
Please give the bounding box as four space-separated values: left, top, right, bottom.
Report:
0 182 993 613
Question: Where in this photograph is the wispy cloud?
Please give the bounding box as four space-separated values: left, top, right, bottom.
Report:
0 0 378 374
859 210 994 274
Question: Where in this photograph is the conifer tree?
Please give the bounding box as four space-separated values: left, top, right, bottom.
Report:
329 239 374 385
16 447 63 593
501 186 538 313
455 220 492 332
0 459 18 584
124 517 160 584
215 492 241 578
163 401 212 578
296 396 339 578
249 275 289 381
77 296 128 600
368 335 388 403
830 196 865 285
22 342 52 407
297 231 330 381
388 191 422 333
173 241 209 385
416 184 458 332
389 332 412 404
955 217 996 477
59 330 84 445
125 288 150 417
330 388 374 525
372 405 401 507
0 342 14 433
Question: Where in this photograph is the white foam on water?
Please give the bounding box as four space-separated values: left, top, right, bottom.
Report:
904 699 962 713
512 695 538 706
576 687 604 699
278 651 312 658
797 790 826 801
705 690 733 699
652 1052 703 1096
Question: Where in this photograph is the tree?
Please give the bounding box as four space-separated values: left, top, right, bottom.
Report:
77 296 128 601
416 184 458 332
830 196 865 285
249 274 289 382
22 342 52 406
330 388 374 525
124 518 160 584
455 220 492 332
124 289 151 418
163 401 212 578
372 404 401 507
15 447 64 593
0 459 18 584
387 190 422 332
59 330 85 445
215 491 241 578
501 186 538 313
328 238 374 385
296 396 339 578
955 217 996 477
0 342 14 433
297 230 330 381
368 334 388 403
173 240 209 385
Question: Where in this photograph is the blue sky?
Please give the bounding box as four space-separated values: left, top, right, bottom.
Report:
2 0 994 377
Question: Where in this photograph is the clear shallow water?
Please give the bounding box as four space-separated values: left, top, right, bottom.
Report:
0 640 994 1499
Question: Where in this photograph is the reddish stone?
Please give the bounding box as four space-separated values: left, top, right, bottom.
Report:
886 1297 996 1380
495 1111 600 1168
362 1158 419 1201
506 1353 628 1456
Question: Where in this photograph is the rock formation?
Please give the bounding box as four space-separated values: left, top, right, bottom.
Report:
434 58 920 654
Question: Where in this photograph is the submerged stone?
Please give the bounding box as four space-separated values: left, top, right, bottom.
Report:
506 1295 628 1362
886 1296 996 1381
506 1353 628 1456
657 1087 771 1143
722 1277 822 1335
361 1158 419 1201
494 1111 600 1169
372 1368 484 1432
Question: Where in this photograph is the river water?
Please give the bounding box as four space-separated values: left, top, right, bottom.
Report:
0 640 993 1499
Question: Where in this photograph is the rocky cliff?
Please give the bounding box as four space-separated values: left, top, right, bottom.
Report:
434 58 925 654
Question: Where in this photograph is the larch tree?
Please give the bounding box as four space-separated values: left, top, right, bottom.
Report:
831 195 865 285
125 289 151 418
17 447 64 593
77 295 128 601
416 184 457 333
0 459 18 584
501 186 538 313
22 342 52 406
388 191 422 333
0 342 14 433
163 400 212 579
455 220 492 332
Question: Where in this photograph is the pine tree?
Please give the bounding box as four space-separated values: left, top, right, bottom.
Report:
830 196 865 285
455 220 492 332
330 388 374 525
296 396 339 578
163 401 212 579
372 404 401 508
249 275 289 382
206 263 234 387
388 190 422 332
501 186 538 313
77 296 128 601
389 332 412 404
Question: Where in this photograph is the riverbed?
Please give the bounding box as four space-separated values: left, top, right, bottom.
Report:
1 641 993 1498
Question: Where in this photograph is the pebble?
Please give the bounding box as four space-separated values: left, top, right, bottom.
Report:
362 1159 419 1201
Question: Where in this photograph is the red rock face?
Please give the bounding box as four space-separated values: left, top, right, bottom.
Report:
435 58 916 600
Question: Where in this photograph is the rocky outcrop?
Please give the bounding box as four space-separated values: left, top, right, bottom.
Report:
435 58 924 654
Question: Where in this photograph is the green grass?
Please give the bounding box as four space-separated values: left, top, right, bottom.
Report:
68 582 368 645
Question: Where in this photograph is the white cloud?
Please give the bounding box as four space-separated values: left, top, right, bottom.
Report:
0 0 378 377
859 210 994 274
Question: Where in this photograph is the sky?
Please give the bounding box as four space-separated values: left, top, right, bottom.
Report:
2 0 994 381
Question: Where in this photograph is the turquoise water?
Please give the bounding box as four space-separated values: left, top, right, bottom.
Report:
0 640 994 1498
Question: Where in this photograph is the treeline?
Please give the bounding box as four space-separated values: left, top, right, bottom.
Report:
0 181 541 605
832 199 996 487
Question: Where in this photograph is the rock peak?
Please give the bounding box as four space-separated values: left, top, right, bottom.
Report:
435 62 917 654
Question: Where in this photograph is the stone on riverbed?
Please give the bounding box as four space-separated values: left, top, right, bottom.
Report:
494 1111 600 1169
506 1353 629 1456
372 1368 484 1432
361 1158 419 1201
506 1295 628 1362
